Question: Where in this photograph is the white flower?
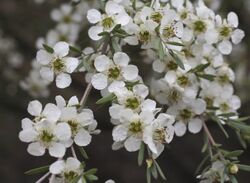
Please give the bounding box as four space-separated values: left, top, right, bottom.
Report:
105 180 115 183
91 52 138 90
36 41 79 88
143 113 175 157
19 119 71 158
167 99 206 136
50 157 83 182
87 1 130 40
112 109 154 152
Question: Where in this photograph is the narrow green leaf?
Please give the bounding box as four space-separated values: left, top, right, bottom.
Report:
146 168 151 183
225 150 244 158
166 41 184 46
69 45 82 54
218 112 237 118
25 165 49 175
96 93 116 105
78 147 89 159
132 0 136 9
154 160 166 180
188 63 210 73
82 177 87 183
84 168 98 176
158 40 166 61
151 163 158 179
236 131 247 149
230 176 238 183
197 74 216 81
169 50 185 70
138 143 145 166
111 37 121 52
86 174 98 181
43 44 54 53
211 115 229 138
228 121 250 132
195 154 209 175
98 31 109 36
237 164 250 172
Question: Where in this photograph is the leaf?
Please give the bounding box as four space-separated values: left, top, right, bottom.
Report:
218 112 237 118
169 50 185 70
188 63 210 73
43 44 54 53
230 176 238 183
151 163 158 179
146 168 151 183
96 93 116 105
25 165 49 175
211 115 229 138
98 31 109 37
84 168 98 176
132 0 136 9
158 40 166 61
85 174 98 181
138 143 145 166
69 45 82 54
237 164 250 172
225 150 244 158
236 131 247 149
79 147 89 159
166 41 184 47
153 160 166 180
228 121 250 132
111 37 121 52
197 74 216 81
195 154 210 175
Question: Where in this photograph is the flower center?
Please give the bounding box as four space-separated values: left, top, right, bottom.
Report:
139 30 151 43
125 97 140 110
129 121 143 134
40 130 54 143
218 74 230 84
205 97 214 108
220 103 230 112
162 26 175 39
52 58 65 73
180 11 188 19
108 67 121 80
167 88 182 103
151 12 162 23
64 171 79 181
167 60 178 70
153 129 166 143
193 20 207 33
219 26 232 38
102 17 114 29
177 75 189 87
182 48 194 58
180 109 193 120
68 120 79 135
63 16 72 23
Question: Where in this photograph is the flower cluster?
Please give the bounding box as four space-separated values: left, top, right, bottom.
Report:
19 95 98 158
20 0 250 182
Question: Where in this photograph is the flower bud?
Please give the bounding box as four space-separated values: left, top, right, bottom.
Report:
229 164 239 174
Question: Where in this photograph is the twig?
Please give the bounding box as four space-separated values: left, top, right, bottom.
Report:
71 146 77 159
202 121 216 146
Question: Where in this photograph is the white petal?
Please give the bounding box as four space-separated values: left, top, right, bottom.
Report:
56 73 72 88
109 104 124 120
227 12 238 28
40 67 54 82
65 157 81 170
112 125 128 142
87 9 102 24
141 99 156 112
115 12 130 26
21 118 34 129
188 118 203 134
42 103 61 122
105 1 123 15
36 50 52 65
54 123 71 141
205 29 219 44
64 57 79 73
94 55 110 72
231 29 245 44
53 41 69 58
218 40 232 55
49 160 65 174
164 71 177 85
49 142 66 158
27 142 45 156
88 26 103 41
133 84 149 98
113 52 130 67
174 122 186 137
55 95 66 108
19 129 37 143
122 65 138 81
91 73 108 90
191 99 206 115
124 136 141 152
74 129 92 146
152 60 165 73
68 96 79 106
165 125 175 143
28 100 42 116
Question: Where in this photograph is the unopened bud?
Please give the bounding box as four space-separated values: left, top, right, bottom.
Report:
146 158 153 168
229 164 239 174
